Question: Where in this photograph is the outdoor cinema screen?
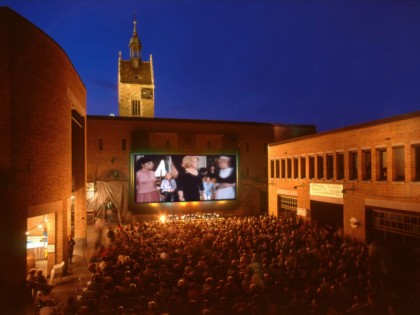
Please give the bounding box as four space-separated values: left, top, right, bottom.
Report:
131 153 237 204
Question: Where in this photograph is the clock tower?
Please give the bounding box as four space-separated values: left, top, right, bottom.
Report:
118 19 155 117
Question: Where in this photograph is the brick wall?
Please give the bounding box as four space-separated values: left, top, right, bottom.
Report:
0 8 86 311
268 112 420 242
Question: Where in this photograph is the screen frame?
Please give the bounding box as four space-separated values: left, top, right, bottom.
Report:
129 150 239 214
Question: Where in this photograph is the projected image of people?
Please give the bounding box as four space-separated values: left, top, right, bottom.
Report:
135 156 161 203
176 156 204 201
132 153 237 204
215 155 236 200
160 172 177 202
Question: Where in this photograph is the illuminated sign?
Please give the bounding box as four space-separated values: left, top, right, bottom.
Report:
310 183 343 199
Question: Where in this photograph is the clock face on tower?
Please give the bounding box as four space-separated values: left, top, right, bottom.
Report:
141 88 153 100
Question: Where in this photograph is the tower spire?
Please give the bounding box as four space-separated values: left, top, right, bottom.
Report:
129 13 142 64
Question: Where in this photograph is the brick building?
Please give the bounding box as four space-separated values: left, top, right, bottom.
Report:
268 112 420 245
87 115 316 218
0 7 87 311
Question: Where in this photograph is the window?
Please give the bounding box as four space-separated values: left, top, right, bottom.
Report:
317 154 324 179
376 148 387 181
275 159 280 178
362 149 372 180
309 156 315 179
393 146 405 181
293 157 299 179
279 195 298 218
349 151 358 180
326 154 333 180
270 160 275 179
336 152 344 180
131 99 141 116
98 138 103 151
122 138 126 151
300 156 306 179
371 208 420 241
281 159 286 179
412 145 420 181
287 158 292 179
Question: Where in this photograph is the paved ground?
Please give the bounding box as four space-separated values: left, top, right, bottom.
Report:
25 225 96 314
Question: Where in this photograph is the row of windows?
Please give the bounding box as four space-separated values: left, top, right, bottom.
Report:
371 208 420 238
270 144 420 182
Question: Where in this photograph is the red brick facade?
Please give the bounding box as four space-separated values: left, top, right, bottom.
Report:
268 112 420 244
0 8 86 311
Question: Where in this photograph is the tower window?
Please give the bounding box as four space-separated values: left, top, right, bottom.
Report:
122 139 126 151
98 138 103 151
131 99 141 116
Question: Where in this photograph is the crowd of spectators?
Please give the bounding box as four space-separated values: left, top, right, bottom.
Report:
72 215 417 315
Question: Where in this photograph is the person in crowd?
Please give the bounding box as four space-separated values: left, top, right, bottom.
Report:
135 156 160 203
215 156 236 200
67 234 76 265
203 176 215 200
61 296 78 315
106 226 115 244
160 172 177 202
26 268 38 301
35 269 48 291
176 156 204 201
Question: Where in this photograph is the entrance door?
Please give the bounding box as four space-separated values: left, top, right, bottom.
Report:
310 200 343 228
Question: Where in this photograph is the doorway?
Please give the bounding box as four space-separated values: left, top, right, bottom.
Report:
310 200 343 228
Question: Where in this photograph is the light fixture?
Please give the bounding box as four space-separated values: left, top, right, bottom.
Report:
342 184 356 193
294 183 305 189
349 217 359 228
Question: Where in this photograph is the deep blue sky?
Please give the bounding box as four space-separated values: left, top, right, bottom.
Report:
3 0 420 131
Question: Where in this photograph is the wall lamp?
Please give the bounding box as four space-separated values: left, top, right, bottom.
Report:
349 217 359 228
342 184 356 193
294 183 305 189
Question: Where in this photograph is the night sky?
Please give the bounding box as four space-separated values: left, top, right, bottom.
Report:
3 0 420 131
